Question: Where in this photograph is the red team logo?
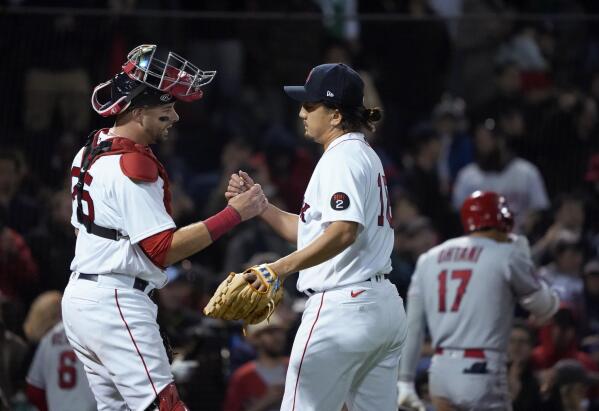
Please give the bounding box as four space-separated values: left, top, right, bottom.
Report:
300 202 311 223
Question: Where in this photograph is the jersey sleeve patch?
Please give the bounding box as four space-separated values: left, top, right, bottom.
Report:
119 152 159 182
330 192 350 210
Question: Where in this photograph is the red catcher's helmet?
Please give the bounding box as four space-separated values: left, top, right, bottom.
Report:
460 191 514 233
91 44 216 117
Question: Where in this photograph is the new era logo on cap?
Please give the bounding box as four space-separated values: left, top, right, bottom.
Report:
283 63 364 107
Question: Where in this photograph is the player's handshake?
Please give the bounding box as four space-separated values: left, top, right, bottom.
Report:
227 183 268 220
225 170 255 199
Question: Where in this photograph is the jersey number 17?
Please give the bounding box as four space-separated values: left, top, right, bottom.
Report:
438 269 472 312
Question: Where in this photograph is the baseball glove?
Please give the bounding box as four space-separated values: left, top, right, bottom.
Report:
203 264 283 325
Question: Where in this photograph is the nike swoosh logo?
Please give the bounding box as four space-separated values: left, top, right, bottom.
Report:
351 290 366 298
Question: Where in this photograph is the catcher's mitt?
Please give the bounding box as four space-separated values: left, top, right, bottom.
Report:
203 264 283 325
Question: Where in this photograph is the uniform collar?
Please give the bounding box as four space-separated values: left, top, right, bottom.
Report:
324 132 365 152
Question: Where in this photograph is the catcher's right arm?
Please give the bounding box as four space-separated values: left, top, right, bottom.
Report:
203 264 284 325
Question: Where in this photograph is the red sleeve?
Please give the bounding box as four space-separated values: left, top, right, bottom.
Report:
223 371 246 411
25 383 47 411
139 229 175 269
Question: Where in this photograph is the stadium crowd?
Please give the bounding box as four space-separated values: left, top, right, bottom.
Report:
2 0 599 410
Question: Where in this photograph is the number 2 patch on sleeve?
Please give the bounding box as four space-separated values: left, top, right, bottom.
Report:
330 192 350 210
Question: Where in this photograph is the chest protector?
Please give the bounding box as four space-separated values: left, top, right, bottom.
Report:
75 129 172 241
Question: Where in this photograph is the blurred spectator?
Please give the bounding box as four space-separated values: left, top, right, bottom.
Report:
497 23 549 72
584 154 599 255
582 335 599 369
26 320 96 411
323 41 383 114
532 308 598 372
451 0 511 105
0 311 28 410
261 126 315 214
532 193 586 264
169 181 197 226
203 137 257 219
432 95 474 192
414 370 435 411
160 263 229 410
400 124 460 239
508 320 543 411
478 61 524 117
22 291 62 344
23 291 97 411
316 0 359 45
391 192 422 228
363 0 452 150
452 117 550 230
27 189 75 292
497 105 536 162
541 359 599 411
222 219 294 276
538 236 585 318
389 217 438 298
223 314 289 411
0 149 40 236
156 264 209 350
536 92 598 197
0 208 39 307
20 0 98 135
583 260 599 336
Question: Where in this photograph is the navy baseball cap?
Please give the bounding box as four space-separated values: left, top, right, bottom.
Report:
284 63 364 107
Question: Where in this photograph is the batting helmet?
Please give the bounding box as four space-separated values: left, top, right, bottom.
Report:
460 191 514 233
91 44 216 117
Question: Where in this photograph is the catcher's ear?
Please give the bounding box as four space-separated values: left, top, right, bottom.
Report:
130 107 145 123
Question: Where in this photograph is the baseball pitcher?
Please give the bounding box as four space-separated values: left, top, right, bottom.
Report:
223 63 407 411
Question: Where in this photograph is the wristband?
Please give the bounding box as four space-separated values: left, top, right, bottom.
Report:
204 206 242 241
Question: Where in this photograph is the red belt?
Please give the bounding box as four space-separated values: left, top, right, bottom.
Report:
435 347 486 359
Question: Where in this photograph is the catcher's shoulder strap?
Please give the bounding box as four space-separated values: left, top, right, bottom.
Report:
75 130 128 241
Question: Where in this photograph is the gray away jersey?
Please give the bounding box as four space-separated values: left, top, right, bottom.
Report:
26 323 96 411
408 235 539 351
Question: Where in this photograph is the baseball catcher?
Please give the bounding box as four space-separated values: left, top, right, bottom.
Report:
204 264 284 326
62 43 268 411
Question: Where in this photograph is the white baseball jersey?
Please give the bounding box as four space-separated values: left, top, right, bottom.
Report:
69 131 175 287
296 132 394 292
408 234 540 351
26 322 96 411
452 158 550 228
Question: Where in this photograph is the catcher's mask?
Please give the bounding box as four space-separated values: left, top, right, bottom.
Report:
460 190 514 234
91 44 216 117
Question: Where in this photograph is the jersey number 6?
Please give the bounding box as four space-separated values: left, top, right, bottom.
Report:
377 173 392 227
58 350 78 389
71 167 96 223
438 269 472 312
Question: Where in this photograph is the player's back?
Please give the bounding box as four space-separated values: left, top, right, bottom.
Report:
26 322 96 411
414 235 525 352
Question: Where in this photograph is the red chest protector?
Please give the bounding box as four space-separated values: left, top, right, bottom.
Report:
74 129 172 241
